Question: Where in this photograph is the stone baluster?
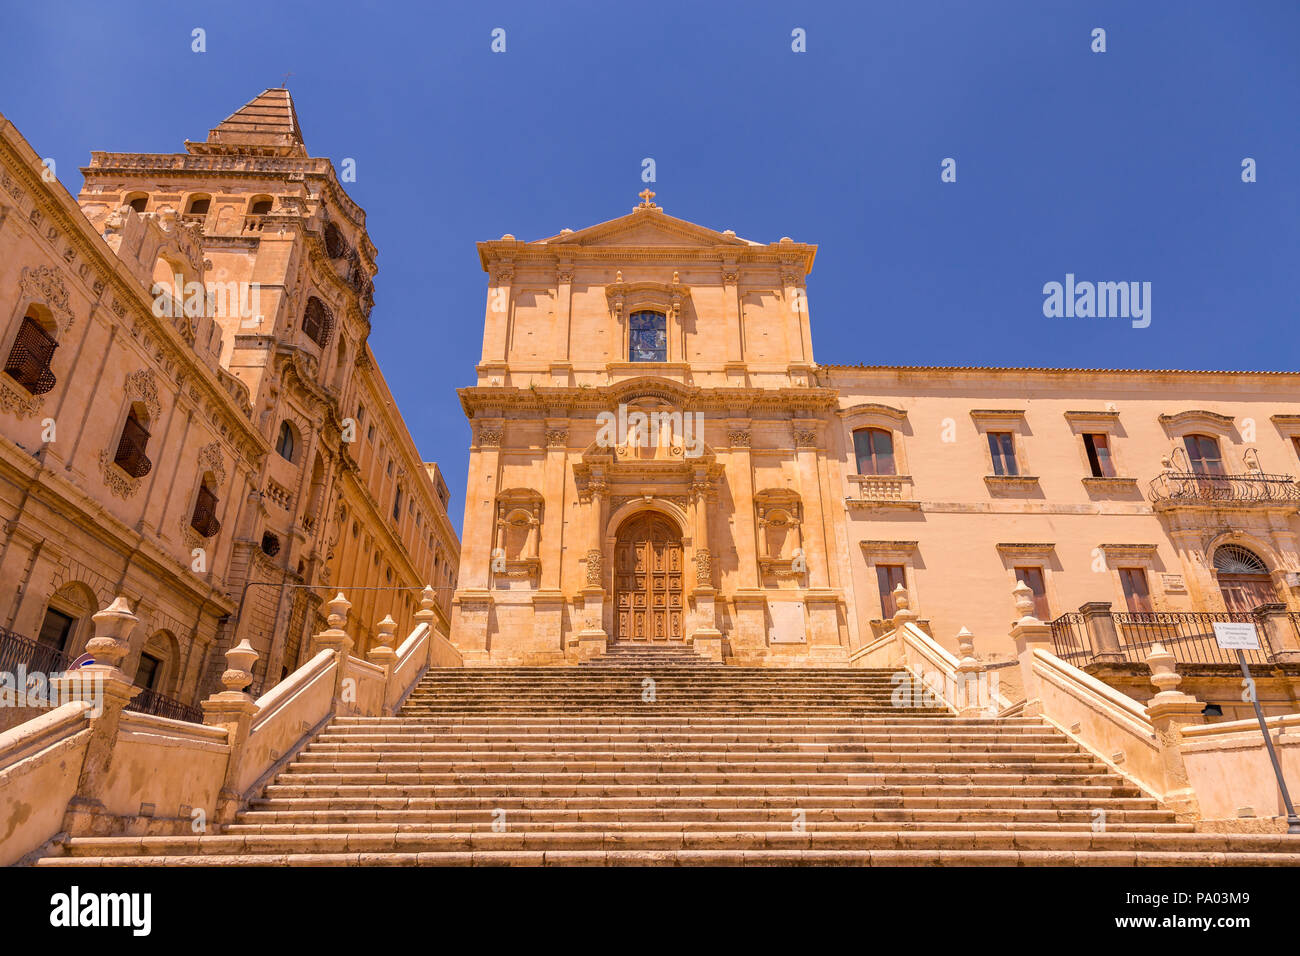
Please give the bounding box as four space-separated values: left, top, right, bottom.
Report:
309 592 354 707
201 639 261 823
954 626 990 717
1143 643 1204 820
1009 581 1053 717
890 583 918 630
50 596 144 836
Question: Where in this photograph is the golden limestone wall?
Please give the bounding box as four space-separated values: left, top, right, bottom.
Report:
0 91 457 719
823 366 1300 669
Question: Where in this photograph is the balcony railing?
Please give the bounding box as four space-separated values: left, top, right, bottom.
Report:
0 626 72 677
1050 609 1275 667
3 316 58 395
191 485 221 538
1148 470 1300 507
845 474 919 509
124 686 204 724
113 416 153 478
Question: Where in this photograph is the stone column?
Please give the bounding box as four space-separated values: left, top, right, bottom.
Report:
1143 643 1205 821
1080 601 1125 664
450 423 501 664
201 639 260 824
689 474 723 661
575 478 608 660
51 596 144 836
1009 581 1054 717
1255 603 1300 664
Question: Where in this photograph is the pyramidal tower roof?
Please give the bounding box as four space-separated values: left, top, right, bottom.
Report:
186 87 307 157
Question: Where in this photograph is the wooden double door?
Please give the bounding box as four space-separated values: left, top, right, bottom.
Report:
614 513 684 642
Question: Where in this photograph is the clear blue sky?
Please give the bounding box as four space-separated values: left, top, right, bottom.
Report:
3 0 1297 531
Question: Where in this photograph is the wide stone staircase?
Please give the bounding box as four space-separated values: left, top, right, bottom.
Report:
35 649 1300 865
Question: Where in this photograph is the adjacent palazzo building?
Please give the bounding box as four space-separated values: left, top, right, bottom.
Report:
451 191 1300 714
0 90 458 724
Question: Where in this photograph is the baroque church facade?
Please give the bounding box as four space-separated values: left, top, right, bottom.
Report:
451 191 1300 716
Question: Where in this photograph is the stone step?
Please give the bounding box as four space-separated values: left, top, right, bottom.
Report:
259 783 1148 800
39 849 1300 866
219 820 1194 836
245 794 1166 811
49 830 1300 858
231 806 1181 825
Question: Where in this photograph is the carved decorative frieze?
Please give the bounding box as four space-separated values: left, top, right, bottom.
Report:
585 549 603 587
99 448 143 498
477 427 503 446
727 429 751 447
546 428 568 447
0 378 45 419
19 266 74 336
695 547 712 587
124 367 163 421
198 440 227 485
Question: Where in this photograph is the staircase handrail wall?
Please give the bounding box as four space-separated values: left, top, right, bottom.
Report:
1178 712 1300 820
850 622 1014 714
387 622 438 714
237 649 339 796
341 655 387 717
0 702 91 866
1028 647 1166 801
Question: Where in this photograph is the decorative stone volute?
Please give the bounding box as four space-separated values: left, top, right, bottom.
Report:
1146 643 1193 703
327 592 351 629
956 626 976 662
890 584 918 628
85 596 138 672
1012 581 1038 624
414 585 436 626
221 639 258 695
369 614 398 669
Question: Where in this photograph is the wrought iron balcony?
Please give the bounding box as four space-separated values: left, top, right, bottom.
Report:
113 415 153 478
1050 608 1277 668
124 686 204 724
3 316 58 395
0 625 71 676
1148 470 1300 507
190 485 221 538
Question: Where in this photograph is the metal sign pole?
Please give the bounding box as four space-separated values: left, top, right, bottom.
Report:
1236 650 1300 834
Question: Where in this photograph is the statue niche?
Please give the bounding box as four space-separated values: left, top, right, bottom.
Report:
492 488 543 587
755 488 806 585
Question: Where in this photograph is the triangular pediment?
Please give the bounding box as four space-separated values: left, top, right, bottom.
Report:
539 208 758 249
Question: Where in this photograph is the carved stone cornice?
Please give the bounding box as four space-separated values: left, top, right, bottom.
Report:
459 380 838 418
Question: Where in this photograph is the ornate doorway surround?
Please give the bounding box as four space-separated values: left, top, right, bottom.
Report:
613 512 684 642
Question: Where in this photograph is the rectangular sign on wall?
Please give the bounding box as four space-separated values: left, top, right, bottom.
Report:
1212 621 1260 651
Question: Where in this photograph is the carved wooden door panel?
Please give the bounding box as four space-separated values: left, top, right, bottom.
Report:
614 514 684 642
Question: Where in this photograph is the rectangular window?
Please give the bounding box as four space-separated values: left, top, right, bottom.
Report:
136 653 161 691
1013 566 1050 620
1082 433 1115 478
628 311 667 362
1184 434 1225 475
876 564 907 618
37 608 75 652
853 428 896 476
1119 567 1152 613
988 432 1018 476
